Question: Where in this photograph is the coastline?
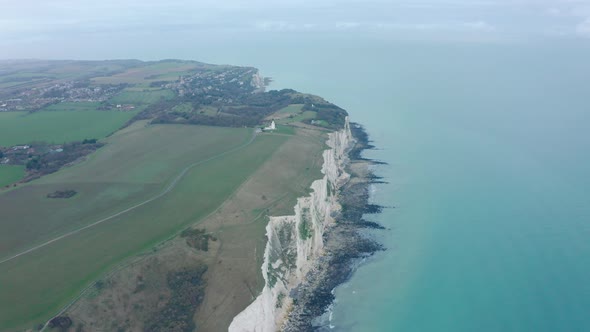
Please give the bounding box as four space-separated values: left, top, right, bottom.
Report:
283 122 385 331
230 119 385 331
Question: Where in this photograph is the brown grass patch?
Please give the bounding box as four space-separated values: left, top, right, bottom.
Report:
64 127 328 332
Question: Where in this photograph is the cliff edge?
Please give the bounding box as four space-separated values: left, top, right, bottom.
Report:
229 118 354 332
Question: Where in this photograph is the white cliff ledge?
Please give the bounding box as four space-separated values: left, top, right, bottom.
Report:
229 118 354 332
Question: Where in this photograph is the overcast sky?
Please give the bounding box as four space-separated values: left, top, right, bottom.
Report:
1 0 590 59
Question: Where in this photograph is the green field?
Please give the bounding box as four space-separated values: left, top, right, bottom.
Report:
276 104 304 115
270 104 318 126
0 110 137 146
0 124 287 330
272 125 296 135
291 111 317 122
171 103 194 113
43 102 102 112
277 110 317 125
109 89 175 105
0 165 25 188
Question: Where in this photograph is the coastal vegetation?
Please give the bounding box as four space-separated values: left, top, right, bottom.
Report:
145 265 208 332
299 208 314 240
0 59 349 331
180 228 216 251
63 125 327 331
0 127 285 330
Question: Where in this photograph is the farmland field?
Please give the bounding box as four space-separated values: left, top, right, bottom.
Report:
43 101 101 112
0 123 287 330
0 165 25 188
0 110 137 146
109 89 175 105
91 61 203 86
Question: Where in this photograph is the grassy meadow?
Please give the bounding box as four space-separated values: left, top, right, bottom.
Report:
0 165 25 188
109 89 175 105
0 123 287 330
0 109 137 146
269 104 318 127
43 102 102 112
276 104 304 115
0 123 252 259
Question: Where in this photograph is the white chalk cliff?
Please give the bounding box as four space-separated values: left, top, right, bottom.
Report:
229 118 354 332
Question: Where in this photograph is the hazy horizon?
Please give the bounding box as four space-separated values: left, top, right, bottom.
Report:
2 0 590 60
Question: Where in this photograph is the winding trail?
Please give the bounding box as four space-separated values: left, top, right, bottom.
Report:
0 131 258 266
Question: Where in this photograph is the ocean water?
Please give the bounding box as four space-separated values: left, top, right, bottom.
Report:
130 38 590 330
213 40 590 331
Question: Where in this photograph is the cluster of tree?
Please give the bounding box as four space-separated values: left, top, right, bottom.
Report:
47 190 77 199
48 316 73 331
302 102 348 130
135 100 180 120
145 265 208 332
82 138 98 144
126 71 348 130
24 140 103 181
146 89 297 128
180 228 216 251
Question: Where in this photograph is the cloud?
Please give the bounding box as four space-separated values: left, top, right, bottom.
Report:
368 21 496 32
254 21 317 31
576 17 590 36
252 20 496 34
463 21 496 31
335 22 362 29
3 0 590 54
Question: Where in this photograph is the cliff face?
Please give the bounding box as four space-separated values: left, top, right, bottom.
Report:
229 119 353 332
251 71 267 92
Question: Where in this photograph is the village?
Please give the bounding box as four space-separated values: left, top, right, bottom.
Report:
0 66 262 113
157 66 265 104
0 139 102 185
0 81 126 112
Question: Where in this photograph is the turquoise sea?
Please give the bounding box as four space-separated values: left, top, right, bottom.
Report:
202 40 590 331
102 38 590 331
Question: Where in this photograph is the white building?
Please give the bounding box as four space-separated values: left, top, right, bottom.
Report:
264 120 276 131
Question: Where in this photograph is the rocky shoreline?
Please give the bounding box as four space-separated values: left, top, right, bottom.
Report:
282 122 386 331
229 119 385 332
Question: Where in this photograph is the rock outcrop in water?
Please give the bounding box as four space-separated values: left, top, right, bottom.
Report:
229 119 354 332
